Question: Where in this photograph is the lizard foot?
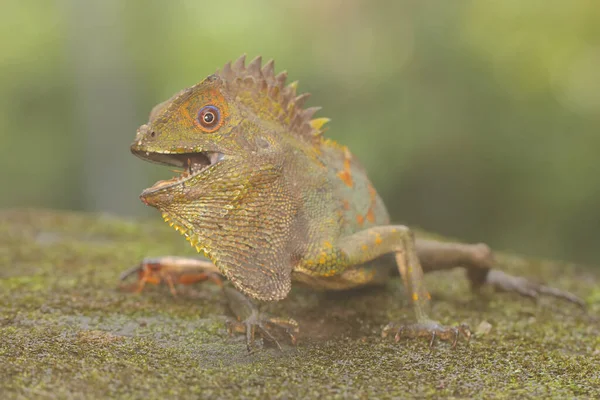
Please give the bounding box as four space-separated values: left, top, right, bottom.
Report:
226 313 299 352
119 256 222 296
485 270 585 307
224 286 298 352
382 320 471 348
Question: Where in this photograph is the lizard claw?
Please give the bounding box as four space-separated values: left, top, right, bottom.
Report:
382 320 471 348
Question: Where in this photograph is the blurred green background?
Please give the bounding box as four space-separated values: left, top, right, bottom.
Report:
1 0 599 265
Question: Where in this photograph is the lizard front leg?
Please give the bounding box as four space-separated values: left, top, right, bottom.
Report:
303 225 471 347
223 287 299 352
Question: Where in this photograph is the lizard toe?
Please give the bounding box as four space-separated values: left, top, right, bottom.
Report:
226 314 299 352
486 270 585 307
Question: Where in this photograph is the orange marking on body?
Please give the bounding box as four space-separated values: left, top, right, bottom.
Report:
361 244 369 252
365 183 377 223
337 146 354 188
368 184 377 198
374 233 382 245
323 241 333 249
356 214 365 226
337 170 353 188
342 200 351 210
322 269 337 277
412 293 419 302
366 209 375 223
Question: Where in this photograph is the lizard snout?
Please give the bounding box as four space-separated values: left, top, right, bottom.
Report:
135 124 155 141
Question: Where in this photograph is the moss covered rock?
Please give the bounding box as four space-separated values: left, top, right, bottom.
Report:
1 210 598 398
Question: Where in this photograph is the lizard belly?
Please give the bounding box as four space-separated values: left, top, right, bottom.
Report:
292 254 397 291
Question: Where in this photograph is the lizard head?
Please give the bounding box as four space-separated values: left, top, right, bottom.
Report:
131 55 330 206
130 55 330 300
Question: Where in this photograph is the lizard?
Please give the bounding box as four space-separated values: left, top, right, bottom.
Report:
124 55 584 350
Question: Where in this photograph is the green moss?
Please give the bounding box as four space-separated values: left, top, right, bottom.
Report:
1 209 598 399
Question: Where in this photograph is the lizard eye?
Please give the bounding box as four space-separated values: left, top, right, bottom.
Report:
197 105 221 132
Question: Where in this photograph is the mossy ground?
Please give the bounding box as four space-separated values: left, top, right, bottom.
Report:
1 210 598 399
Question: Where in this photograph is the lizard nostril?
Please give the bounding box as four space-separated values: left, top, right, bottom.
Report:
137 124 155 138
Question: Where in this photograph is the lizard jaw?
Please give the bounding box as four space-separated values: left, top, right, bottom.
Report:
134 150 225 194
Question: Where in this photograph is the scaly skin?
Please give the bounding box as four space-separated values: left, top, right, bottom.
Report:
128 55 584 349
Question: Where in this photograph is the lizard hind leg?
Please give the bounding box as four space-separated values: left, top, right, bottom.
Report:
479 269 584 306
415 239 585 307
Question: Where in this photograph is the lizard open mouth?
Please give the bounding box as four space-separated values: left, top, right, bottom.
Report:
133 150 225 191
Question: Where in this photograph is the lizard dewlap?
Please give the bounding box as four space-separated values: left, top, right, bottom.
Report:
127 55 584 350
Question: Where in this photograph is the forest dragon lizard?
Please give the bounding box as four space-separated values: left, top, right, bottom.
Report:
123 55 583 350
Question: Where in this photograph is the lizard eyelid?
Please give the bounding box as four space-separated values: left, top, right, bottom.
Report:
197 105 222 132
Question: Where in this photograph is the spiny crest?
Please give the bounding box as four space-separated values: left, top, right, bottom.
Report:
162 212 206 256
217 55 330 140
